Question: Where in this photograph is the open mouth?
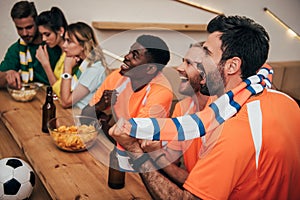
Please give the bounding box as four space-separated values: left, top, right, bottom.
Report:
121 63 130 70
179 76 189 82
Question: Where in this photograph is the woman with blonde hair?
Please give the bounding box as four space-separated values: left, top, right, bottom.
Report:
60 22 109 110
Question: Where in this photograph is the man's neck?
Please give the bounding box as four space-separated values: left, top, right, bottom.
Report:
130 79 148 92
224 74 243 94
193 92 210 111
130 74 155 92
31 33 42 45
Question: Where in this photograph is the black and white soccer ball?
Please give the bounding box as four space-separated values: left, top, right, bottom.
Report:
0 157 35 200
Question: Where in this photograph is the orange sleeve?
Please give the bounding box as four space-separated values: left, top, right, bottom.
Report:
89 70 121 106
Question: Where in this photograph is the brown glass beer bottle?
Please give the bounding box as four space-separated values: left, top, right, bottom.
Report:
108 147 125 189
42 86 56 133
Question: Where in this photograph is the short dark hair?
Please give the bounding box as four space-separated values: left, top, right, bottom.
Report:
10 1 37 20
207 15 270 79
36 7 68 36
136 35 170 71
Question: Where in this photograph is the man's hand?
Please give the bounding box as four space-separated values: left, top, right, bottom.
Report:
64 56 80 72
5 70 21 89
140 140 162 153
95 90 118 111
109 118 143 154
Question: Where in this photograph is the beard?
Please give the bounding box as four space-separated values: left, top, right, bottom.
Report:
21 35 34 44
204 64 226 97
178 81 196 96
22 30 40 45
199 84 210 96
178 72 203 96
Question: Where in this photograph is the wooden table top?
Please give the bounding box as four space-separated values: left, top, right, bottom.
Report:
0 87 152 200
0 118 51 199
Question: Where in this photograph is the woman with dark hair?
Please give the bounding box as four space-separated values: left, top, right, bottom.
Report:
36 7 69 97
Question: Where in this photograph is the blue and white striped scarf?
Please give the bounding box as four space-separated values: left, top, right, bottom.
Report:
128 66 273 141
117 65 273 172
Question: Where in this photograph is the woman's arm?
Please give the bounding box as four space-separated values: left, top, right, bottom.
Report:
60 56 77 108
36 45 57 86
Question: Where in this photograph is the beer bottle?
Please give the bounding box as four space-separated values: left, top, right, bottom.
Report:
108 147 125 189
42 86 56 133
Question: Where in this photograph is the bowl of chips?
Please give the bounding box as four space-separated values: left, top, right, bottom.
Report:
47 116 102 152
7 83 39 102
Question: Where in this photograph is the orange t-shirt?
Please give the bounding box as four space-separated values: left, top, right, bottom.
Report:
168 97 203 172
90 69 173 119
184 89 300 199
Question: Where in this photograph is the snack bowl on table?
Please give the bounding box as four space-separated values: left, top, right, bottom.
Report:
47 115 102 152
7 83 39 102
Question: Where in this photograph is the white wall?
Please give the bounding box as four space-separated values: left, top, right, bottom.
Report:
1 0 299 67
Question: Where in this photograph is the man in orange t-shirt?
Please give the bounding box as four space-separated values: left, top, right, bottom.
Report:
88 68 172 120
183 89 300 199
82 35 173 172
109 15 300 199
140 42 211 184
168 42 215 170
82 34 173 121
168 98 209 172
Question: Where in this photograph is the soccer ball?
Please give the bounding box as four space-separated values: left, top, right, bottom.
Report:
0 157 35 200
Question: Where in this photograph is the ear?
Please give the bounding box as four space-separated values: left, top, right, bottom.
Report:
226 57 241 75
58 27 65 37
146 64 157 75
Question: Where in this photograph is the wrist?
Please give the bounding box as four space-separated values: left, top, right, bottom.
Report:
126 143 144 155
153 153 166 163
61 73 72 80
63 67 73 74
129 153 151 171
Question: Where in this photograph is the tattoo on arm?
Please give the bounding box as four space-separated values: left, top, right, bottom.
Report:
151 149 189 186
139 161 200 200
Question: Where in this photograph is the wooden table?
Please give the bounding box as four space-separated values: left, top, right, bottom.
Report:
0 87 152 200
0 118 51 199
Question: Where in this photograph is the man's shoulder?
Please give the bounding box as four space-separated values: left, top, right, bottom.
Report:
6 40 21 52
172 97 193 116
0 40 21 71
100 68 128 89
248 89 298 108
265 88 295 99
264 89 300 111
178 96 193 104
108 69 122 76
106 69 124 81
